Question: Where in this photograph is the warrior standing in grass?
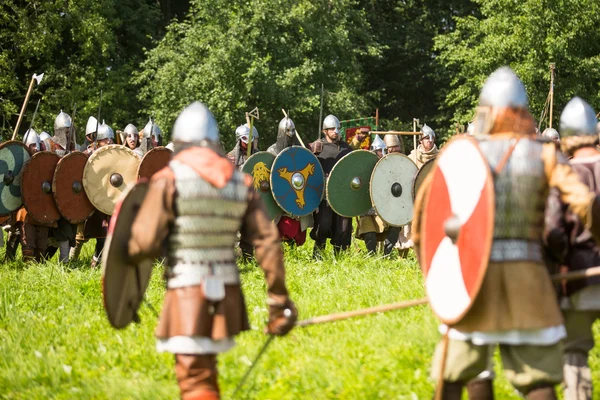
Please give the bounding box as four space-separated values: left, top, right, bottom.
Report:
127 102 297 400
545 97 600 400
413 67 600 400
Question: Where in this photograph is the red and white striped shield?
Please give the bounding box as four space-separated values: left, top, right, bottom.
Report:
419 136 494 325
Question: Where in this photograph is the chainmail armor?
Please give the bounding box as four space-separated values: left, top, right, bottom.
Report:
167 160 249 287
479 138 548 262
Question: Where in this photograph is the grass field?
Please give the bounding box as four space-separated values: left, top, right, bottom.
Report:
1 236 598 399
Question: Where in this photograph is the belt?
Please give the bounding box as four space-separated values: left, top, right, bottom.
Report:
166 263 240 288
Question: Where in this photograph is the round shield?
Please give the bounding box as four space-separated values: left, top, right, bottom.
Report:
326 150 379 217
137 146 172 180
0 141 31 216
21 151 61 225
102 181 153 329
412 158 436 200
83 145 141 215
52 152 95 223
370 153 418 227
270 146 324 217
419 136 494 325
242 151 282 220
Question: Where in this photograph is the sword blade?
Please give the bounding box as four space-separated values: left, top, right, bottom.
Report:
231 335 275 397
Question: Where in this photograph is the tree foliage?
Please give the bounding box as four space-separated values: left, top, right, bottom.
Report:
0 0 163 140
136 0 382 149
435 0 600 131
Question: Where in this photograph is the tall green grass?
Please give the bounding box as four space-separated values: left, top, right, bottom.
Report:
0 237 596 399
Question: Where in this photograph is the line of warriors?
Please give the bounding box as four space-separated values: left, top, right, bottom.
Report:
3 114 166 267
123 68 600 400
225 114 440 259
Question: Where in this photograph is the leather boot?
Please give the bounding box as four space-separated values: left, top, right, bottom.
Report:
433 380 464 400
467 379 494 400
526 385 558 400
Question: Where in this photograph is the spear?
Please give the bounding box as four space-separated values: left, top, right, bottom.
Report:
24 99 41 151
93 90 103 151
12 73 44 140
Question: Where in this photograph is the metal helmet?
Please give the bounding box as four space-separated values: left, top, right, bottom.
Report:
560 97 598 138
383 134 400 148
473 67 529 136
143 118 162 143
542 127 560 141
559 97 599 156
86 116 99 136
235 123 258 144
371 135 387 154
23 128 41 151
274 117 296 153
97 120 114 141
172 101 219 144
124 124 138 138
54 110 72 131
421 124 435 140
39 131 50 141
479 67 528 108
323 114 340 134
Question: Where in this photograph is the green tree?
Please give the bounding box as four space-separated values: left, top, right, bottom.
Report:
0 0 162 141
435 0 600 132
136 0 382 149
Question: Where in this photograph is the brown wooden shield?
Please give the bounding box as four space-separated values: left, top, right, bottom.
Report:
83 145 141 215
21 151 61 225
419 136 494 324
137 146 172 180
102 181 153 329
52 151 95 223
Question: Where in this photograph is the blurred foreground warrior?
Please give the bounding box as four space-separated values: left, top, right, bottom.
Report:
43 111 77 262
70 120 114 267
356 135 400 255
309 116 366 258
414 67 600 400
545 97 600 400
127 102 297 399
227 123 259 169
266 117 312 247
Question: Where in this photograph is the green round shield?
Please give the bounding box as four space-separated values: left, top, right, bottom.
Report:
242 151 282 220
326 150 379 217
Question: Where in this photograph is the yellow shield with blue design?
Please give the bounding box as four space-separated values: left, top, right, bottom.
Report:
270 146 324 217
241 151 282 220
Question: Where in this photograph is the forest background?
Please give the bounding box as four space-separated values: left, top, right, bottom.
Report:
2 0 600 149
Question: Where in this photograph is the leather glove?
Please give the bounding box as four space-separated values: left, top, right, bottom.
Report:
266 297 298 336
311 140 323 154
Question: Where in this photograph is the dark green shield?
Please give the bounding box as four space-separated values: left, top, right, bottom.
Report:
0 141 31 216
412 157 436 200
326 150 379 217
242 151 282 220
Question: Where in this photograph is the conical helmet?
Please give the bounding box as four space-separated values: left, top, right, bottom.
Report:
172 102 219 145
559 97 599 156
371 135 387 154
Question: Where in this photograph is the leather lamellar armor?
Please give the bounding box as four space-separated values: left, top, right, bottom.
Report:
167 160 249 288
478 138 548 262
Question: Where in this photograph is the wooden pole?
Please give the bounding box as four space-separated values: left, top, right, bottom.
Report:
413 118 419 152
434 331 451 400
549 63 555 129
295 297 428 328
12 75 37 141
245 112 253 158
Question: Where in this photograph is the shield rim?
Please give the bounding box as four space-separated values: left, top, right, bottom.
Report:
21 151 61 224
411 157 436 200
83 144 141 215
101 181 153 329
270 146 325 217
136 146 172 179
418 135 494 325
326 149 379 218
241 151 282 220
52 151 95 223
370 153 418 227
0 140 31 216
